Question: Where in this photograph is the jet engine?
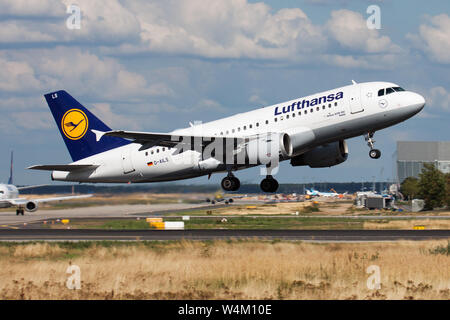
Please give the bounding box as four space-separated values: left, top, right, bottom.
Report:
243 132 292 164
25 201 38 212
290 140 348 168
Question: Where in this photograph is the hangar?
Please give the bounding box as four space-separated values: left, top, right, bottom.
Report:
397 141 450 183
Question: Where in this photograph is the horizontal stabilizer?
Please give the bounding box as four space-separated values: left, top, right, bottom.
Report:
27 164 98 172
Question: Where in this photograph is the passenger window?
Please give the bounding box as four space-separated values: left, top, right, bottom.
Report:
256 122 259 127
249 124 252 129
162 148 165 151
232 129 235 133
292 113 295 117
220 132 223 135
226 130 229 134
157 149 159 153
322 105 325 110
304 110 307 114
310 109 313 113
328 104 331 108
334 102 338 106
386 88 395 95
265 120 268 125
238 127 240 132
145 152 148 156
151 150 154 155
378 89 385 96
298 111 301 116
274 118 277 122
286 115 289 119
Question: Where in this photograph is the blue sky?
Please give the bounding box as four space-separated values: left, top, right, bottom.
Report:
0 0 449 186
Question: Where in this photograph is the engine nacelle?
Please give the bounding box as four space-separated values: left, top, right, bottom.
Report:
243 132 292 165
25 201 38 212
290 140 348 168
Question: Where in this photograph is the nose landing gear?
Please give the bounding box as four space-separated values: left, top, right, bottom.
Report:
365 132 381 159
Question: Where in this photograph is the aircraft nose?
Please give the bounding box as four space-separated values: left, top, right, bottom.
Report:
409 92 425 114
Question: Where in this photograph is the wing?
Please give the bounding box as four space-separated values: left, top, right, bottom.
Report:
32 194 93 203
17 184 49 191
99 130 245 150
1 195 92 207
0 198 26 207
27 164 98 171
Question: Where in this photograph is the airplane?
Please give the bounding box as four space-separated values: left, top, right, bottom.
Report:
0 151 92 215
205 190 246 205
28 81 425 193
305 188 347 198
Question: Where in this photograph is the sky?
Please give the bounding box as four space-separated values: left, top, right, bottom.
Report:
0 0 449 186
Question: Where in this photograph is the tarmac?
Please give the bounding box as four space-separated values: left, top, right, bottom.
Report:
0 229 448 241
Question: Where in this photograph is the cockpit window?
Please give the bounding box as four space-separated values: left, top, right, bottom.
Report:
393 87 405 92
386 88 395 95
378 89 385 96
0 191 4 194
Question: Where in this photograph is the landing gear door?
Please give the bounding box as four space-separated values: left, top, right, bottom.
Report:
349 85 363 114
121 148 135 174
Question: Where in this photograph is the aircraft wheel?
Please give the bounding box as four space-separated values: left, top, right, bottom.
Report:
221 177 234 191
369 149 381 159
260 177 279 193
221 176 240 192
230 177 240 191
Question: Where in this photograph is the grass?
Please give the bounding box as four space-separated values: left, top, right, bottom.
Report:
0 240 448 299
47 217 367 230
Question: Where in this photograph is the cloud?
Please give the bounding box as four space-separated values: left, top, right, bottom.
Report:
424 86 450 112
407 14 450 64
326 9 399 54
0 56 41 92
0 0 404 69
0 48 172 100
0 0 65 18
0 0 141 46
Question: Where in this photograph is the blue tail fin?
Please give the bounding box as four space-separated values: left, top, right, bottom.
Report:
8 151 13 185
44 90 130 162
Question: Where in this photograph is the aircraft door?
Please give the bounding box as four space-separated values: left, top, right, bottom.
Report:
121 148 135 174
349 85 364 114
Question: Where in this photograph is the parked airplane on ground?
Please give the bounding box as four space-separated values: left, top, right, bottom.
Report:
0 152 92 215
306 188 347 198
29 81 425 193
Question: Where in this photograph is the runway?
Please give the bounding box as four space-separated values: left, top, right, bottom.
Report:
0 229 449 241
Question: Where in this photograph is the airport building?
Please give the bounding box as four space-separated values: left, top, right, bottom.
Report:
397 141 450 183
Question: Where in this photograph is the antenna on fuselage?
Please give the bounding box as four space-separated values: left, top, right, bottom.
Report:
351 80 357 85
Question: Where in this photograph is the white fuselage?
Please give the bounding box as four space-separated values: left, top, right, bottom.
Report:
51 81 425 183
0 184 19 208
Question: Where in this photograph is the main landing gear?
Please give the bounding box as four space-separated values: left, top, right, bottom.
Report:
260 175 279 193
365 132 381 159
16 208 24 216
221 174 240 192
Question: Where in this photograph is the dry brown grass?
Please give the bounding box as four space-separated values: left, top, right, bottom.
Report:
364 219 450 230
0 240 448 300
